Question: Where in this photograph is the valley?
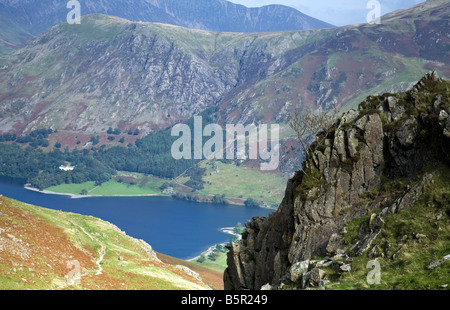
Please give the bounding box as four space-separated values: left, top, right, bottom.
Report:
0 0 449 293
0 3 447 195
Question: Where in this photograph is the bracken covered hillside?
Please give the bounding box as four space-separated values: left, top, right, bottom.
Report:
224 72 450 290
0 195 221 290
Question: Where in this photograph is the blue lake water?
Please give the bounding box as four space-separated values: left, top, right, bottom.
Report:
0 176 274 260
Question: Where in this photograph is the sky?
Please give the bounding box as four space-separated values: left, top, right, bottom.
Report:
228 0 426 26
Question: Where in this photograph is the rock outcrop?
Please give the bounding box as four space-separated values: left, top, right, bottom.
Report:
224 72 450 290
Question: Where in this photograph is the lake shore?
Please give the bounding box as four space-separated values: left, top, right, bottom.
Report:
1 176 274 262
186 227 241 262
24 184 162 199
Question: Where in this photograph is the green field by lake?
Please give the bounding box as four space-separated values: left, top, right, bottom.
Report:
46 161 289 207
194 161 289 205
46 172 167 196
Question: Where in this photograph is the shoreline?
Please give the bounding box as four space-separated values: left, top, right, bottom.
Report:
186 227 241 262
23 184 277 210
24 184 164 199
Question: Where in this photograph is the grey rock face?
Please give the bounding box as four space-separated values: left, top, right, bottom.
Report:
308 268 326 287
224 72 450 290
326 233 345 256
289 260 310 283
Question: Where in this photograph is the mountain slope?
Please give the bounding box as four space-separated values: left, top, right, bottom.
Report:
0 0 333 41
0 10 33 55
0 194 215 290
0 0 448 138
224 72 450 290
148 0 334 32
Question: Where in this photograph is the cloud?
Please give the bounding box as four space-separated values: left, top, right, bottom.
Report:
228 0 425 26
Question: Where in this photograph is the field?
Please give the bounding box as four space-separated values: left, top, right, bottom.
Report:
192 160 289 206
45 161 290 208
190 250 229 273
46 171 167 197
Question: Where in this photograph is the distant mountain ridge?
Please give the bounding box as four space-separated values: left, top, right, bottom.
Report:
147 0 334 32
0 0 333 54
0 0 448 138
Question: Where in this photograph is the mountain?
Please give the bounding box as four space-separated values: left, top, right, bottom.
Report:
0 194 222 290
0 9 33 55
0 0 448 138
224 72 450 290
0 0 333 54
147 0 334 32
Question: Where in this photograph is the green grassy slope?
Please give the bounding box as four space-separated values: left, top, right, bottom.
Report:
0 195 214 290
325 167 450 290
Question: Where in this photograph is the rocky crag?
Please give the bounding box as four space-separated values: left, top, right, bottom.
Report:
224 72 450 290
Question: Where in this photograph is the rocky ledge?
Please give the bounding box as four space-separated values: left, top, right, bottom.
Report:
224 72 450 290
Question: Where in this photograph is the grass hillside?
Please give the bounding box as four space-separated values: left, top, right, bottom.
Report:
326 166 450 290
0 195 219 290
177 160 289 206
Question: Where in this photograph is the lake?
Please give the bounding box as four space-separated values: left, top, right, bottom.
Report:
0 176 274 260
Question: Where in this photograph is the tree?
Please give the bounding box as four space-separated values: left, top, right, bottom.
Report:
90 136 100 145
244 198 260 208
208 251 219 261
81 189 88 195
230 234 239 243
215 244 226 253
212 194 228 205
197 254 206 263
289 105 338 157
233 222 245 234
289 104 338 179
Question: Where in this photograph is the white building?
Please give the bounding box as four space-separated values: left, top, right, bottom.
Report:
59 165 75 171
